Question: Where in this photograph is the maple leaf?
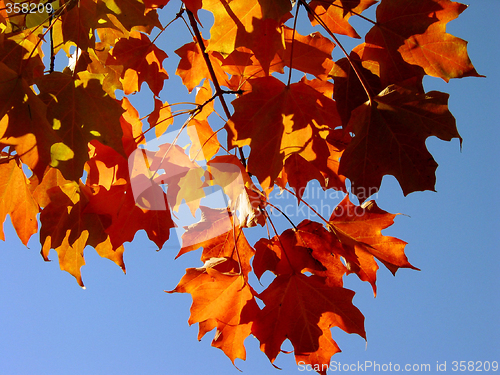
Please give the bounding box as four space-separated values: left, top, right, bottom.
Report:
120 97 145 156
35 72 125 181
330 56 383 126
98 0 161 31
58 0 107 51
253 233 326 278
187 118 220 161
0 155 39 245
202 0 291 55
278 26 335 80
339 84 460 199
85 140 129 190
226 76 342 189
85 41 124 97
0 63 59 179
329 195 419 293
178 206 256 277
219 46 285 90
253 220 348 288
205 155 265 227
252 273 365 370
30 167 73 209
309 0 377 39
353 0 482 86
85 183 174 249
137 142 206 214
84 137 175 248
280 153 325 201
279 138 347 201
167 267 260 364
40 182 125 286
175 38 229 93
293 220 348 288
107 31 169 96
237 17 285 76
0 31 44 85
148 98 173 138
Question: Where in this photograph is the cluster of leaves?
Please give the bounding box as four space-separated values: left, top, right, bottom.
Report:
0 0 480 372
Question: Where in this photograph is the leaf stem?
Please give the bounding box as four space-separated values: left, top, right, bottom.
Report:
264 208 297 274
265 200 297 230
282 186 330 226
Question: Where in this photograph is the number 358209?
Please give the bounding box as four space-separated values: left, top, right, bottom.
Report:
5 2 53 14
452 361 498 371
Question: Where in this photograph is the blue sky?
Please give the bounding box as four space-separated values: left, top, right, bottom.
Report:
1 1 499 374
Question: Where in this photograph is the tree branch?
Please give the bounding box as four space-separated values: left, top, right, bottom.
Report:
186 9 248 168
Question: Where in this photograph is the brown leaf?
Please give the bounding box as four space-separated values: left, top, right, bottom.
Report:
339 85 460 199
226 76 341 189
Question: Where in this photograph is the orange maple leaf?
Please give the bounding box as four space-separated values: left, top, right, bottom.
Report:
353 0 482 86
168 267 260 364
175 38 229 93
202 0 291 55
308 0 377 39
177 207 255 277
329 195 419 294
277 26 335 80
0 155 39 245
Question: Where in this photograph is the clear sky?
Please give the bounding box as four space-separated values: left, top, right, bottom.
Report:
1 1 499 374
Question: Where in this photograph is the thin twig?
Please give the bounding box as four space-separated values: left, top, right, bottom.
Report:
264 208 297 274
49 12 55 73
282 186 330 226
265 200 297 230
